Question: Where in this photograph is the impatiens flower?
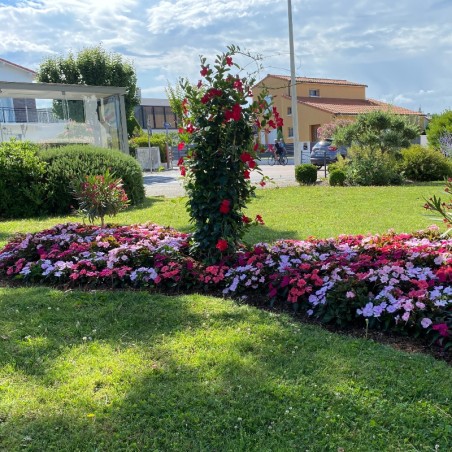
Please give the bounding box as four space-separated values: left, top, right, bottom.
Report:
216 239 228 252
421 318 433 328
432 323 449 337
219 199 231 214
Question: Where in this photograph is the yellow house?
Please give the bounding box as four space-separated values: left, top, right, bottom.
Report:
253 74 424 144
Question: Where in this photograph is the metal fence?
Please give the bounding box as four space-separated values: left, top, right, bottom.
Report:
0 107 63 123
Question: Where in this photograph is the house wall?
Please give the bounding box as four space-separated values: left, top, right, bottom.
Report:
0 61 35 83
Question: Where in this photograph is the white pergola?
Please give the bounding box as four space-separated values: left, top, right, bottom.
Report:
0 81 129 153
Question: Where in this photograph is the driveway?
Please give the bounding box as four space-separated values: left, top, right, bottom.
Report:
143 158 323 198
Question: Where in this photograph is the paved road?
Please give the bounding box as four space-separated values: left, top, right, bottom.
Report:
143 158 310 198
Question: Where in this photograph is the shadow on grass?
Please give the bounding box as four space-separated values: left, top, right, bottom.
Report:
244 224 300 244
1 286 451 450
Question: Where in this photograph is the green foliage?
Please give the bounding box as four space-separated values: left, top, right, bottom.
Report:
426 109 452 151
400 145 451 181
73 168 130 226
329 169 346 186
343 147 402 186
334 110 420 154
39 145 144 214
0 140 47 218
36 45 139 135
424 178 452 235
175 45 281 262
317 119 353 140
130 132 169 163
295 164 318 185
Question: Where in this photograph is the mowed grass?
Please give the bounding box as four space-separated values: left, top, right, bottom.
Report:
0 287 451 451
1 184 451 450
0 183 444 248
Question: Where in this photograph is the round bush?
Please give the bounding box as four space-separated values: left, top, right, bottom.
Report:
295 164 318 185
329 169 346 186
131 133 168 163
38 145 145 215
0 140 47 218
400 145 451 181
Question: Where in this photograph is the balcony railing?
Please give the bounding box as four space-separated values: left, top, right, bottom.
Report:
0 107 64 124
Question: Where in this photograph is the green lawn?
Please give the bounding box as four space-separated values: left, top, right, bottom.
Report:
0 183 444 248
0 184 451 450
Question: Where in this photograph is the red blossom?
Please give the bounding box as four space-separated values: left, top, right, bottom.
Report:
243 170 250 179
240 152 252 163
177 157 184 166
180 166 186 176
200 66 209 77
226 56 233 66
178 142 185 151
242 215 251 224
224 103 242 121
219 199 231 214
216 239 228 252
259 180 266 187
255 214 264 225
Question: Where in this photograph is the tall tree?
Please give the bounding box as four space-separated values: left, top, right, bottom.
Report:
36 45 139 134
333 110 420 154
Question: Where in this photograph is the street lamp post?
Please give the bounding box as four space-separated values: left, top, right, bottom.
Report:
288 0 301 165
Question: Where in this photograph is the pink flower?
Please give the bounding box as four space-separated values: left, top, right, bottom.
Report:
432 323 449 337
226 56 233 66
421 318 432 329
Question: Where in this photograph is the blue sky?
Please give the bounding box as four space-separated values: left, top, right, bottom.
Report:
0 0 451 114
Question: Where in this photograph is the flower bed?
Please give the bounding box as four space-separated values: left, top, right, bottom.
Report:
0 223 451 348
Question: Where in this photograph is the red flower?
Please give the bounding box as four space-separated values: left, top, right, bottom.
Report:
216 239 228 252
185 123 195 134
242 215 251 224
219 199 231 214
255 214 264 225
177 157 184 166
240 152 252 163
243 170 250 179
259 180 266 187
197 80 202 88
226 56 233 66
253 142 259 152
432 323 449 337
178 142 185 151
224 103 242 122
180 166 186 176
248 159 257 169
200 65 209 77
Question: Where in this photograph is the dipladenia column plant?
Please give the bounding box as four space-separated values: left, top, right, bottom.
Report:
174 45 282 262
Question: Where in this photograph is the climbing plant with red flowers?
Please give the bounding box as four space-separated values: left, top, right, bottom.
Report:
173 45 282 262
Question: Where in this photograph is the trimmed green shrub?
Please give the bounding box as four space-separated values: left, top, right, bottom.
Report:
130 133 168 163
329 169 346 186
344 147 402 186
295 164 318 185
0 140 47 218
400 145 451 181
38 145 145 214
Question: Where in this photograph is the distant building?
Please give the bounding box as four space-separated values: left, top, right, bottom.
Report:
134 98 178 132
0 58 37 124
253 74 425 145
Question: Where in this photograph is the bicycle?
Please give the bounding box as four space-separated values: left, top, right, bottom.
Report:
268 148 288 166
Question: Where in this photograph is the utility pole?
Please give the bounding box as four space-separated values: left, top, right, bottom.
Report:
288 0 301 165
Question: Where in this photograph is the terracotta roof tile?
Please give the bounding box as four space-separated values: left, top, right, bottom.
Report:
268 74 367 87
288 96 422 116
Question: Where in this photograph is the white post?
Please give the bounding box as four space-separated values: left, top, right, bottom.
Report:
288 0 301 165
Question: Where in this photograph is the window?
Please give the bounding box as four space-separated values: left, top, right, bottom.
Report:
288 127 294 138
309 89 320 97
287 106 292 115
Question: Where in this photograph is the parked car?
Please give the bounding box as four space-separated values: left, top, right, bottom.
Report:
310 139 347 168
